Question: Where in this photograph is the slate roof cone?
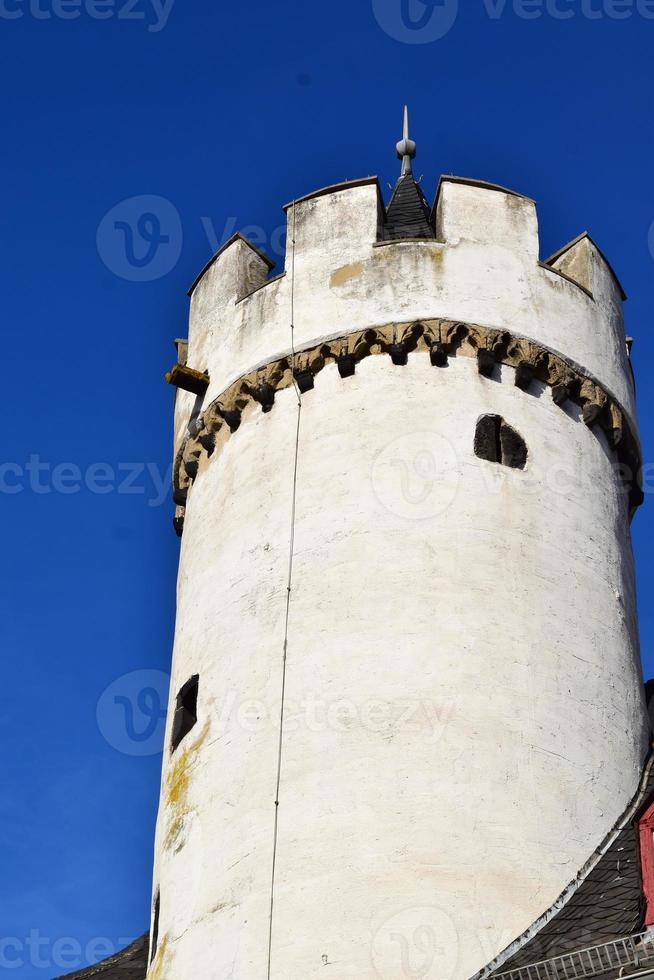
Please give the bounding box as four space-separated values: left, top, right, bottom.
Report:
384 105 434 240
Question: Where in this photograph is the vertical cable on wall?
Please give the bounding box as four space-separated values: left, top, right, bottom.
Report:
267 200 301 980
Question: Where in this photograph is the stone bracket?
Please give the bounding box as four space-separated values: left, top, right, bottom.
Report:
165 363 210 396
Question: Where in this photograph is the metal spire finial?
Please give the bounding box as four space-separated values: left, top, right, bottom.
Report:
395 104 416 177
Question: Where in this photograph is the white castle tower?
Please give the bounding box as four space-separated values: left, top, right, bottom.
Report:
150 111 649 980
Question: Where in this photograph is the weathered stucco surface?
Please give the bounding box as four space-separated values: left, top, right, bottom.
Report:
150 177 648 980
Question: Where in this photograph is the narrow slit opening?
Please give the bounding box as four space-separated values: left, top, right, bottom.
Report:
151 891 160 964
171 674 199 753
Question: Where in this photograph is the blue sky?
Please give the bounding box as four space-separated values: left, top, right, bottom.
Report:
2 0 654 976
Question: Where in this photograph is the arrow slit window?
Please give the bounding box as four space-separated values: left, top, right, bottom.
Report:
171 674 199 753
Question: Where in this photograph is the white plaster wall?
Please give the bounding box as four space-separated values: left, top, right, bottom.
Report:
187 180 637 433
150 354 647 980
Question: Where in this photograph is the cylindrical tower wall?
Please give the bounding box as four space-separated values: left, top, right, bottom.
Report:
150 178 648 980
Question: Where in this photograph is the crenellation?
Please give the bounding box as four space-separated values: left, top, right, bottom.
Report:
187 232 274 373
181 175 636 433
284 180 383 272
433 176 540 258
546 231 627 303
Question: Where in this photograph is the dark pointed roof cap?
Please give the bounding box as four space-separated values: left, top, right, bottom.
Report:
384 176 434 240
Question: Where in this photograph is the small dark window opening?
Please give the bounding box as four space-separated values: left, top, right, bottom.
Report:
171 674 199 753
151 891 160 964
474 415 527 470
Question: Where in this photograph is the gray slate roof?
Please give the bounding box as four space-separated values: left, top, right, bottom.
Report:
52 933 148 980
477 753 654 978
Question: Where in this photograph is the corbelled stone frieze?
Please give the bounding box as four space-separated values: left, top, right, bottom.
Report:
171 318 643 536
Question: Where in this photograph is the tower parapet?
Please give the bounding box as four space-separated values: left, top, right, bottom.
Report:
181 172 637 433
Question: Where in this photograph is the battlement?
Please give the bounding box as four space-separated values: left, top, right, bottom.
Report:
182 171 635 438
545 231 627 303
433 176 539 258
282 177 385 271
187 233 274 371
